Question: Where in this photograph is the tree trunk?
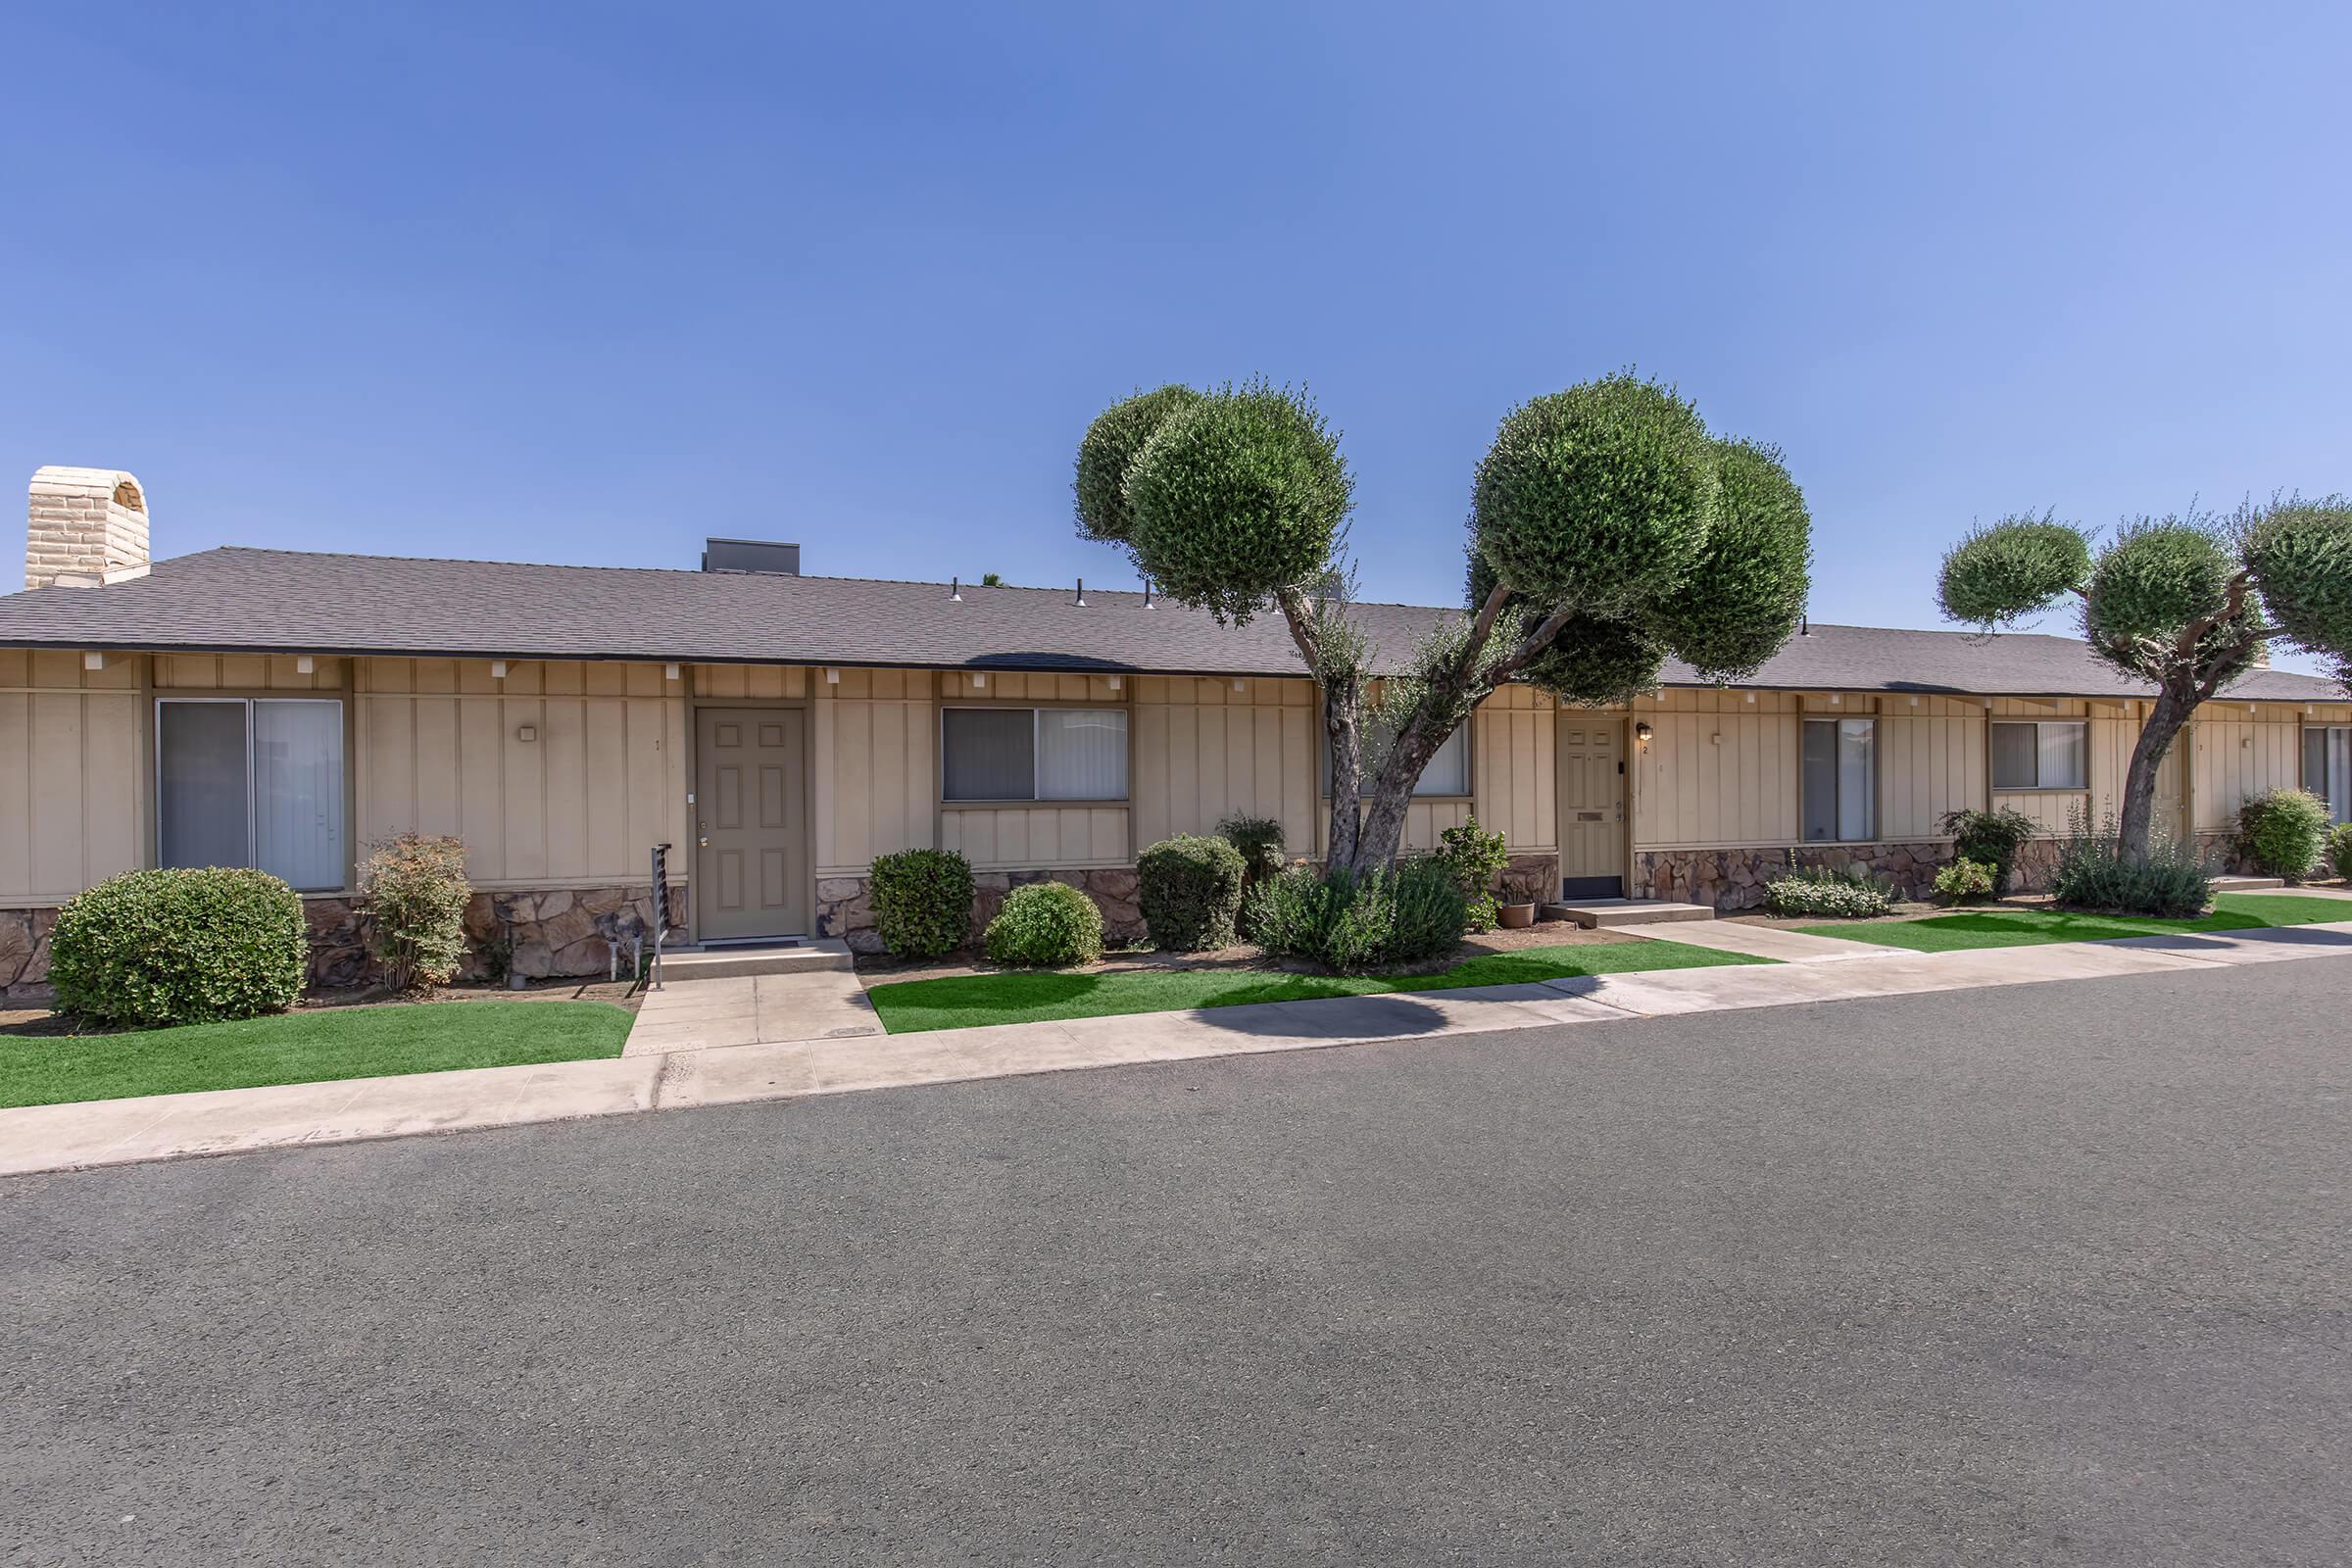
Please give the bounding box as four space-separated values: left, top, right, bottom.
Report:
1348 704 1463 874
2117 681 2195 863
1321 669 1365 872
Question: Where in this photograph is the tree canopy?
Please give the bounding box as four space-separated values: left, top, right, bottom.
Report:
1936 495 2352 862
1073 373 1813 869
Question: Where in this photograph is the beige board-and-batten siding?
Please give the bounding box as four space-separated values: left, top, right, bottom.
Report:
812 668 1563 875
0 650 142 906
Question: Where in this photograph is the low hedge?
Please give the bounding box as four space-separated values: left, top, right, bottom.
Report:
869 849 975 958
48 867 309 1029
1137 835 1248 951
983 882 1104 967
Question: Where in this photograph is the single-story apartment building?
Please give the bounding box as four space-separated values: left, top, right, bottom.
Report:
4 466 2348 995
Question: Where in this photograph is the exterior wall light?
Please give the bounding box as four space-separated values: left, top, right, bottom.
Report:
1635 721 1654 743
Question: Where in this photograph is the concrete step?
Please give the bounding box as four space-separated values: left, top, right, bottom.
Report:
656 939 854 980
1541 899 1716 930
2211 875 2286 892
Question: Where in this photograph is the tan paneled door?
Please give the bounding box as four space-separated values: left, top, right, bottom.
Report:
695 709 809 941
1556 718 1626 899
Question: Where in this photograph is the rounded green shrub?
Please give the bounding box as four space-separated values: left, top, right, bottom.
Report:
1933 857 1996 904
868 849 975 958
1136 834 1248 951
1216 814 1286 933
1248 859 1468 973
2237 788 2331 881
983 882 1104 967
2327 821 2352 880
48 867 308 1029
1470 373 1717 620
1939 806 2041 897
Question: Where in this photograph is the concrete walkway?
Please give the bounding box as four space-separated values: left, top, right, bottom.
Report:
622 965 879 1055
7 915 2352 1178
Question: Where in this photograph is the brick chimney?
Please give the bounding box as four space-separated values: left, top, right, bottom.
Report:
26 466 151 589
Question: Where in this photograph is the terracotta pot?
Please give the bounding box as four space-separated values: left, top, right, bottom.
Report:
1497 902 1538 930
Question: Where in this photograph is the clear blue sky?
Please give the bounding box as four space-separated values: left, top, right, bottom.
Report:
5 2 2346 670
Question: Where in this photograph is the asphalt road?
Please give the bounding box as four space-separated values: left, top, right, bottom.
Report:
5 960 2348 1566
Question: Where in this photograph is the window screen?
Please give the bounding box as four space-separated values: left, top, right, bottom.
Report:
254 701 345 891
159 702 252 871
1036 709 1128 800
941 708 1036 801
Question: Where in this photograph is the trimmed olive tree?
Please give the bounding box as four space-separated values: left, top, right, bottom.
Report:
1076 375 1813 872
1937 497 2352 862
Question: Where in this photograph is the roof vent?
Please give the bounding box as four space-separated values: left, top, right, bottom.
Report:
701 538 801 575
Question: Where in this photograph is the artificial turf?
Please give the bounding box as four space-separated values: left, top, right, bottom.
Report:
863 938 1770 1034
0 1001 635 1109
1792 892 2350 954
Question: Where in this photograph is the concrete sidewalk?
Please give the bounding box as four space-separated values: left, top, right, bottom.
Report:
7 916 2351 1178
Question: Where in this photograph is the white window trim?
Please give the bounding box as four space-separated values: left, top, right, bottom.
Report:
939 705 1130 805
1990 718 2089 791
154 696 347 892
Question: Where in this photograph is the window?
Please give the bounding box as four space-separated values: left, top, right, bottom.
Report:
941 708 1128 802
1991 720 2087 790
157 699 345 890
1323 714 1472 797
2308 726 2352 824
1802 717 1875 841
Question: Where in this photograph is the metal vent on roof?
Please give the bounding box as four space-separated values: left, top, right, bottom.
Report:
702 538 801 575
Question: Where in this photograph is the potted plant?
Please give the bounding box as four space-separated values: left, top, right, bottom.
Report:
1495 870 1543 929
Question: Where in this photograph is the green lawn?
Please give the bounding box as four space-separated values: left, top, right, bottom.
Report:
0 1001 635 1109
1793 892 2351 954
865 939 1770 1034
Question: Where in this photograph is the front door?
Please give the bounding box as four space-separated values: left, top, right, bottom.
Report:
695 708 808 941
1557 718 1626 899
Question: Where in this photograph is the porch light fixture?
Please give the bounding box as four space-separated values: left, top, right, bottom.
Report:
1233 679 1247 693
81 651 105 670
295 655 316 675
1107 675 1121 691
491 660 509 679
826 667 841 685
1635 721 1654 744
664 663 680 681
971 673 986 689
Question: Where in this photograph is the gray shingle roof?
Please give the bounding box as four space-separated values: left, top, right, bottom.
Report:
0 546 2340 703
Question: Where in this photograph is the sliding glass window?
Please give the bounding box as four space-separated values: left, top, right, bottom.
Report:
2307 726 2352 824
157 699 346 890
1801 717 1875 842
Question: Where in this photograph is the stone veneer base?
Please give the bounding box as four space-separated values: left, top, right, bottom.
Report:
1633 841 2070 912
818 867 1147 955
